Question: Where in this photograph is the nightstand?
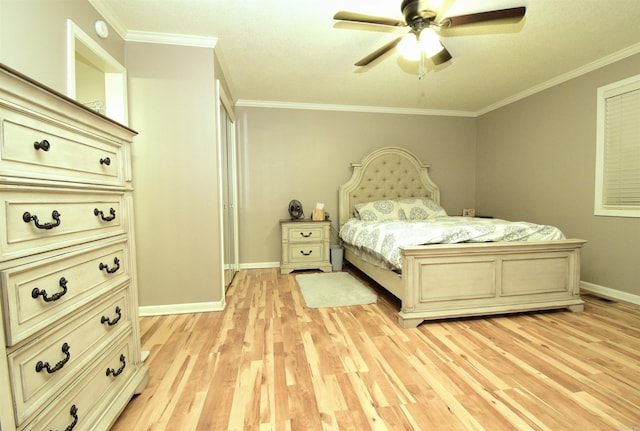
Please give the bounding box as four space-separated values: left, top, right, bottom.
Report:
280 219 332 274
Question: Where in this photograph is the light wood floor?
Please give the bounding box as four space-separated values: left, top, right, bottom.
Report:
111 267 640 430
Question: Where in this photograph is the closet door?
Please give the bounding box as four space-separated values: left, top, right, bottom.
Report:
217 81 238 289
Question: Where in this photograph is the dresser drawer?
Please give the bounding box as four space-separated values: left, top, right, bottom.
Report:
0 186 127 261
21 331 136 431
1 238 131 345
0 112 124 186
285 225 326 242
7 287 131 424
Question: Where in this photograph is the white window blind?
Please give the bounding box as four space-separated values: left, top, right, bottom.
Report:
595 75 640 217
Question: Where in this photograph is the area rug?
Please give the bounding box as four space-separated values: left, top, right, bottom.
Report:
296 272 378 308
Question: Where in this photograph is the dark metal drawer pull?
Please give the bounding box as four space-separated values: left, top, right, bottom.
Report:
34 139 50 151
106 354 126 377
299 232 313 237
36 342 71 374
94 207 116 222
101 306 122 326
23 210 61 230
50 405 78 431
100 157 111 165
300 250 313 256
99 257 120 274
32 277 68 302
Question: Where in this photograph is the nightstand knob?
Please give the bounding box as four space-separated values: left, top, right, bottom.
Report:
300 232 312 237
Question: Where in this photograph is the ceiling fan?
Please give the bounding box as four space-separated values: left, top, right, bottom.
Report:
334 0 526 67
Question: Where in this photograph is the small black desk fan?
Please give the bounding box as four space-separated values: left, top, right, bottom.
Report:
288 200 304 220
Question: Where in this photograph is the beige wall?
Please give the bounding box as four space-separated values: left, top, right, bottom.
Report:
3 1 637 303
477 53 640 296
1 2 225 308
125 42 223 307
235 107 477 265
0 0 123 93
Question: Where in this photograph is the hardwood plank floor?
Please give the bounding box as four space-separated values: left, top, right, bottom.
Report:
111 267 640 430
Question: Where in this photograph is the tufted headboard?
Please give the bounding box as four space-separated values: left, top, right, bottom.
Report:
338 147 441 227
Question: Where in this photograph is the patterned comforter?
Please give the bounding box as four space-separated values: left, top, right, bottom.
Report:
339 216 566 270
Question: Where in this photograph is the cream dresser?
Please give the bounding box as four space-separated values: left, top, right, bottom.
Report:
280 219 332 274
0 65 148 430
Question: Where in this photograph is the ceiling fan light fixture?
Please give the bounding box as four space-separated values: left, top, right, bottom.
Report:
397 32 421 61
419 28 444 58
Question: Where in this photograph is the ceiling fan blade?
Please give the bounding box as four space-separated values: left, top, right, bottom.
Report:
431 45 452 65
355 36 403 66
334 11 407 27
440 6 526 27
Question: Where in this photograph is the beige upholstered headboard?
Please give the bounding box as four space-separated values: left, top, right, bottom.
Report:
338 147 440 227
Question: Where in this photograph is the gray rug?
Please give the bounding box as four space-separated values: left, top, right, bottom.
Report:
296 272 377 308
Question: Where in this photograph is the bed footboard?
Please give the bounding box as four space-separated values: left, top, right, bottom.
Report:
398 239 586 328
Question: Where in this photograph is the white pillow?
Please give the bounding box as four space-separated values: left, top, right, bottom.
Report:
354 199 406 221
396 197 447 220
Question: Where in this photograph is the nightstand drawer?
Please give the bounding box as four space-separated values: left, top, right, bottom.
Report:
1 238 131 345
0 186 127 261
288 243 325 263
280 219 332 274
0 113 123 186
286 226 325 242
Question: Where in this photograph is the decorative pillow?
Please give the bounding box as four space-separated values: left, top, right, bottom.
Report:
396 197 447 220
354 199 406 221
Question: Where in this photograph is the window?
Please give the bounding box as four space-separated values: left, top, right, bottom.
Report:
594 74 640 217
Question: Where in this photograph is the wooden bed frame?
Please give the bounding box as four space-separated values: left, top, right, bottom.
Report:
338 147 586 328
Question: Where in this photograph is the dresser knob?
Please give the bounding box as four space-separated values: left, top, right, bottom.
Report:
52 404 79 431
300 232 312 237
35 342 71 374
100 157 111 165
99 257 120 274
23 210 61 230
106 354 127 377
101 306 122 326
32 277 68 302
94 207 116 222
300 250 313 256
33 139 50 151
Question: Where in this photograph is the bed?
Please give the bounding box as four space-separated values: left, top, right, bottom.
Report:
338 147 586 328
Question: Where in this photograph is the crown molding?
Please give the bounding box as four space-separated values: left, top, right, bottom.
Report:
86 1 640 118
235 99 477 117
90 0 218 48
478 42 640 115
125 31 218 48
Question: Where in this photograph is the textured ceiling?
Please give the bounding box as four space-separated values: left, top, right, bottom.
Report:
91 0 640 115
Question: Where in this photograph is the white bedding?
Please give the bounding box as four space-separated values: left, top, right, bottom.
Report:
339 216 566 270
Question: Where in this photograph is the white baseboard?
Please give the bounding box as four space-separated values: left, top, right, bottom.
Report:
580 281 640 305
239 261 280 269
139 299 226 317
